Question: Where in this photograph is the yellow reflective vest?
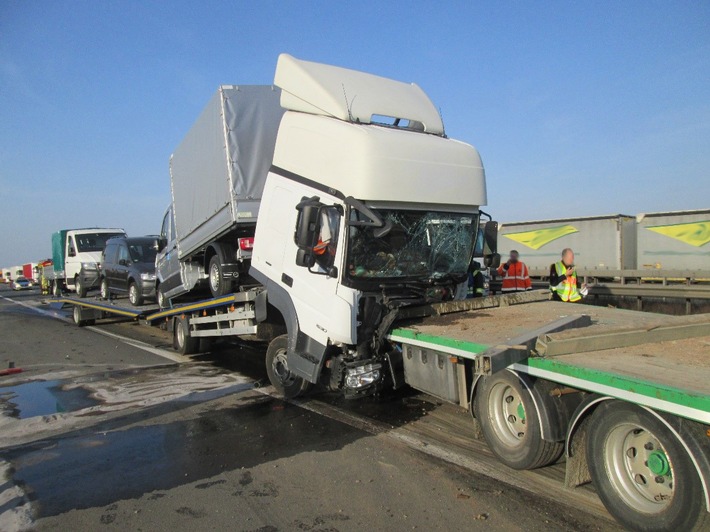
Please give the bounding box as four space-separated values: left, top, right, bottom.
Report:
551 261 581 302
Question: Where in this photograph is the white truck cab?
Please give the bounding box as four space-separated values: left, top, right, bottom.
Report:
251 55 495 397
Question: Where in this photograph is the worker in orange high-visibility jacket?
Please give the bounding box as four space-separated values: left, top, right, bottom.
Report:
497 250 532 292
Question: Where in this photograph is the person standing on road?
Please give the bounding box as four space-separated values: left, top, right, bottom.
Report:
497 250 532 293
549 248 587 302
467 260 485 298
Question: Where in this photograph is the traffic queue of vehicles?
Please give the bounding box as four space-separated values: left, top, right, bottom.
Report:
25 54 710 531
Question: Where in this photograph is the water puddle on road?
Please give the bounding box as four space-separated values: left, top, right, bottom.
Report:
2 395 366 518
0 380 99 419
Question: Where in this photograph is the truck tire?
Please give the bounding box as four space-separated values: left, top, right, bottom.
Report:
474 371 563 470
75 275 87 298
100 278 110 300
128 282 143 306
208 255 231 298
173 315 198 355
265 335 311 399
586 401 708 532
72 305 94 327
52 281 62 297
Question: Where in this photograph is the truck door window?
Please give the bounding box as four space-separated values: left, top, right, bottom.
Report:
160 212 171 242
314 207 341 270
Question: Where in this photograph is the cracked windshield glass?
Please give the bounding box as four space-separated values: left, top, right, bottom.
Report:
348 210 477 279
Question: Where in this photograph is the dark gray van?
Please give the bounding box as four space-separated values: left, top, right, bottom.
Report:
100 236 159 306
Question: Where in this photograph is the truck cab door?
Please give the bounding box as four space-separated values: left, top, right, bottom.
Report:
65 234 79 287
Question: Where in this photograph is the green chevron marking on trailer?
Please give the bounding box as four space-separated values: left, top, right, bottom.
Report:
388 328 489 357
512 357 710 423
503 224 579 250
646 220 710 247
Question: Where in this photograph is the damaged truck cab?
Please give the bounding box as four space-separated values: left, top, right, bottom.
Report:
251 54 493 397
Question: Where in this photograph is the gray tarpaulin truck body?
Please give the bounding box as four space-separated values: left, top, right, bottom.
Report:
169 85 285 259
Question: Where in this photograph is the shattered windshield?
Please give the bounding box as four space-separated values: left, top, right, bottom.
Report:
348 210 477 280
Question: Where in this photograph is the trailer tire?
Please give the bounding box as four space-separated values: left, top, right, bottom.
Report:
75 275 87 298
208 255 231 298
72 305 94 327
265 335 311 399
587 401 708 532
173 316 198 355
128 282 143 306
100 278 110 300
474 371 563 470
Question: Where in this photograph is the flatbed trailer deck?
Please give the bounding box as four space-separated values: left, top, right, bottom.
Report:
389 300 710 531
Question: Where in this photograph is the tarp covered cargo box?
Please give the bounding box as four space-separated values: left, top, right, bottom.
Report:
170 85 285 259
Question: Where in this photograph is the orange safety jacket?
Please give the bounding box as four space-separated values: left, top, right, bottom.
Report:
497 261 532 292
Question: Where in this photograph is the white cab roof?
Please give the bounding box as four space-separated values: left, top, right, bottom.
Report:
274 54 444 135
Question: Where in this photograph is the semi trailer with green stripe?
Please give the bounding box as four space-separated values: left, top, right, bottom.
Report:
388 294 710 531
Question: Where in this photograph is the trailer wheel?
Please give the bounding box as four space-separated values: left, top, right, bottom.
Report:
72 305 94 327
100 278 110 300
75 275 87 298
208 255 231 298
474 371 563 470
587 401 708 532
265 335 311 399
173 315 198 355
128 282 143 306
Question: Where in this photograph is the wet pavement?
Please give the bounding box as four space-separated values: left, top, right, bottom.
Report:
0 379 98 419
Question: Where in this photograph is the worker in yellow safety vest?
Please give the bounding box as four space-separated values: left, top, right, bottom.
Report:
549 248 587 302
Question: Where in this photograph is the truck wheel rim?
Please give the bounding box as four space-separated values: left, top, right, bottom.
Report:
73 306 80 323
101 281 108 299
488 382 526 447
273 349 296 386
158 290 166 308
603 423 674 513
210 264 220 292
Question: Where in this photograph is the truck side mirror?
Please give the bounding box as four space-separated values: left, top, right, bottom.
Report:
483 221 500 268
294 196 322 268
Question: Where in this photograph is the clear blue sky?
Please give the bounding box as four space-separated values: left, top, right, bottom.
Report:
1 1 709 267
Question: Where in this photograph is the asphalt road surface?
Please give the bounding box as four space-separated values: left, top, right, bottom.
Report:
0 285 620 531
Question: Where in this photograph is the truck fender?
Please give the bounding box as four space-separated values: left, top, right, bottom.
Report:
205 243 234 271
565 396 710 512
250 267 327 384
471 369 574 443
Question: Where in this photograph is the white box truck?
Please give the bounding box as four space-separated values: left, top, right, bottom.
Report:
156 86 285 304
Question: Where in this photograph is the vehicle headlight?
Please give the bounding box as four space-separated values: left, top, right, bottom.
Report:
81 262 97 271
345 363 382 389
141 272 156 281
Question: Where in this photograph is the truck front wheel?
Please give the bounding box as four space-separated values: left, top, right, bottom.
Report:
208 255 231 298
265 335 311 399
586 401 708 532
474 371 563 470
52 281 62 297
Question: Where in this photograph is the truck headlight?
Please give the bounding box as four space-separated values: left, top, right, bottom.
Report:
81 262 98 271
141 272 156 281
345 363 382 389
